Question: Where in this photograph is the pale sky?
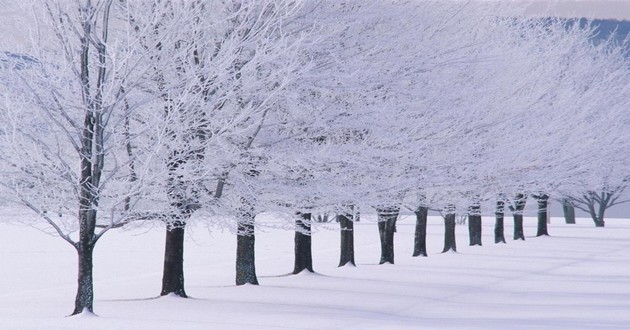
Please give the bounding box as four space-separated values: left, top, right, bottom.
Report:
525 1 630 20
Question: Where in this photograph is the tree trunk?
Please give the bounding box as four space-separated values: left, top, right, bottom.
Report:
293 213 313 274
591 208 605 227
512 193 527 241
338 213 355 267
562 199 576 224
494 200 506 243
513 214 525 240
236 213 258 285
377 207 398 264
468 204 482 246
442 213 457 253
589 202 606 227
161 223 187 297
536 194 549 236
413 206 428 257
72 242 95 315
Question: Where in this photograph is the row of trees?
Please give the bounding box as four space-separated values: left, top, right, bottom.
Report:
0 0 628 316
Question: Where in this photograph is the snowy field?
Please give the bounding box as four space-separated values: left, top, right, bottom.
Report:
1 211 630 329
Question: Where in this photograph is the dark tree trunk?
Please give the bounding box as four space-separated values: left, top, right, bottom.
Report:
535 194 549 236
413 206 428 257
511 193 527 241
468 204 482 246
161 223 187 297
377 207 398 264
513 214 525 240
338 212 355 267
589 202 606 227
442 213 457 253
562 199 576 224
72 242 95 315
494 200 506 243
293 213 313 274
236 212 258 285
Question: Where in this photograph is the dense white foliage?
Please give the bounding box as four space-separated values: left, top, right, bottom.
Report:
1 0 627 225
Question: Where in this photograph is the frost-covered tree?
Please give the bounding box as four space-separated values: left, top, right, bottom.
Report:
0 0 180 315
129 0 310 287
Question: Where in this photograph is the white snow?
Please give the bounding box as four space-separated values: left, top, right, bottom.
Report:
0 210 628 329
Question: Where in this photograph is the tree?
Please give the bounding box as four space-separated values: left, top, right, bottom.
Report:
0 0 175 314
560 198 576 224
413 205 429 257
532 193 550 236
441 204 457 253
494 195 507 243
377 206 399 264
338 206 357 267
467 202 482 246
293 212 314 274
508 194 527 241
127 0 309 288
567 182 629 227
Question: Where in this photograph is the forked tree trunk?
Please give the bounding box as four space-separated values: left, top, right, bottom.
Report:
442 213 457 253
377 207 399 264
589 202 606 227
535 194 549 236
161 222 187 297
338 212 355 267
413 206 428 257
236 209 258 285
72 241 95 315
293 213 313 274
562 199 576 224
468 204 482 246
494 200 506 244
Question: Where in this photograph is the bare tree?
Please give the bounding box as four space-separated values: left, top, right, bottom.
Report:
566 180 629 227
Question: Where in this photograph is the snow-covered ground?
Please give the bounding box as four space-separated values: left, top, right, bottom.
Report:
0 211 629 329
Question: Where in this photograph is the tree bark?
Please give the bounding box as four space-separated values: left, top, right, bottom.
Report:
161 223 187 297
511 193 527 241
236 218 258 285
591 207 605 227
513 214 525 240
413 206 428 257
72 241 95 315
377 207 398 264
468 204 482 246
442 213 457 253
338 213 355 267
562 199 576 224
494 200 506 243
589 201 606 227
535 194 549 236
293 213 314 274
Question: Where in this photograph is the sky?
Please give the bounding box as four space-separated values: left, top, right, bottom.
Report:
525 0 630 20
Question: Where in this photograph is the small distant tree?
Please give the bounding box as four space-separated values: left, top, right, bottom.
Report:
560 198 576 224
441 204 457 253
467 201 482 246
566 181 629 227
532 193 549 236
508 193 527 241
494 194 507 243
